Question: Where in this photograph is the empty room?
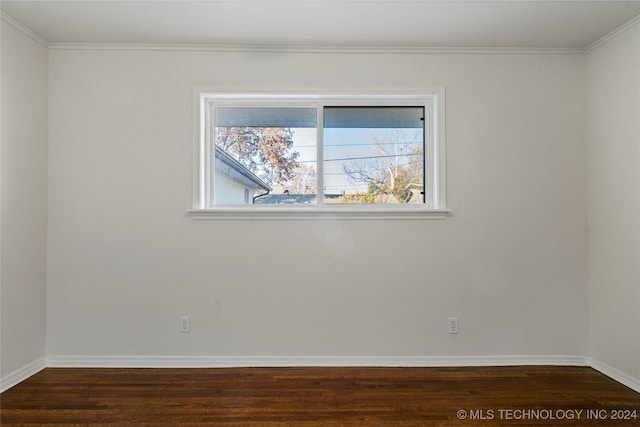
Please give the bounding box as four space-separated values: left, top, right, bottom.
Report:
1 0 639 425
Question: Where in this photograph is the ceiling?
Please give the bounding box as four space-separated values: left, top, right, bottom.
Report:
2 1 640 49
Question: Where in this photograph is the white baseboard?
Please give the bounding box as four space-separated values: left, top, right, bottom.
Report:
0 358 46 393
11 355 640 395
589 358 640 393
46 354 588 369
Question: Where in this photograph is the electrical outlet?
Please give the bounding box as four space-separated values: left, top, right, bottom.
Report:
448 317 459 334
180 316 190 333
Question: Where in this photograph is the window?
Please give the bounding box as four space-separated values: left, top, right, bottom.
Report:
192 89 447 219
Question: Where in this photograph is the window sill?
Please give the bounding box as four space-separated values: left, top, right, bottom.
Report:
188 207 451 220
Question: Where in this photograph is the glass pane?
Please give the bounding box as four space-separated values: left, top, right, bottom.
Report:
214 107 317 205
323 107 425 205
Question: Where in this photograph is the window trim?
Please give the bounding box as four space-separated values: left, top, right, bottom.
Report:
190 87 449 220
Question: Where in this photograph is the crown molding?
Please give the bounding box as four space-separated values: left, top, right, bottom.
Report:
47 42 585 55
3 9 639 55
1 12 49 48
586 14 640 53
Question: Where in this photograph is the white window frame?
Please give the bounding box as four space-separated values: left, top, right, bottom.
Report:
190 87 449 220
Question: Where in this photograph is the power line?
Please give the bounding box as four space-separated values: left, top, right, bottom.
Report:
296 153 420 163
293 141 422 148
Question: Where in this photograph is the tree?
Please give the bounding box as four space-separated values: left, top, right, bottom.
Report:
342 129 423 203
287 164 317 194
216 127 300 186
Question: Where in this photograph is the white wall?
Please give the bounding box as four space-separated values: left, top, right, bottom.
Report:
46 48 588 360
586 23 640 381
1 21 49 379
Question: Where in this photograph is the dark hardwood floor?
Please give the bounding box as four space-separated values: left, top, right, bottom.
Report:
1 366 639 426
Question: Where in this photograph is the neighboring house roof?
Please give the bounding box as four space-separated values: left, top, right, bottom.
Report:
254 194 343 204
254 194 316 204
215 146 271 191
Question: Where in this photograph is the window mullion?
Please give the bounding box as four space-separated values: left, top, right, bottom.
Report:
316 104 325 208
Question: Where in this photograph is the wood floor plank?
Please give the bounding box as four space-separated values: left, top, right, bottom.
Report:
1 367 639 426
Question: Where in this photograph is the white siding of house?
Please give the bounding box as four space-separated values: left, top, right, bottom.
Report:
215 171 252 205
